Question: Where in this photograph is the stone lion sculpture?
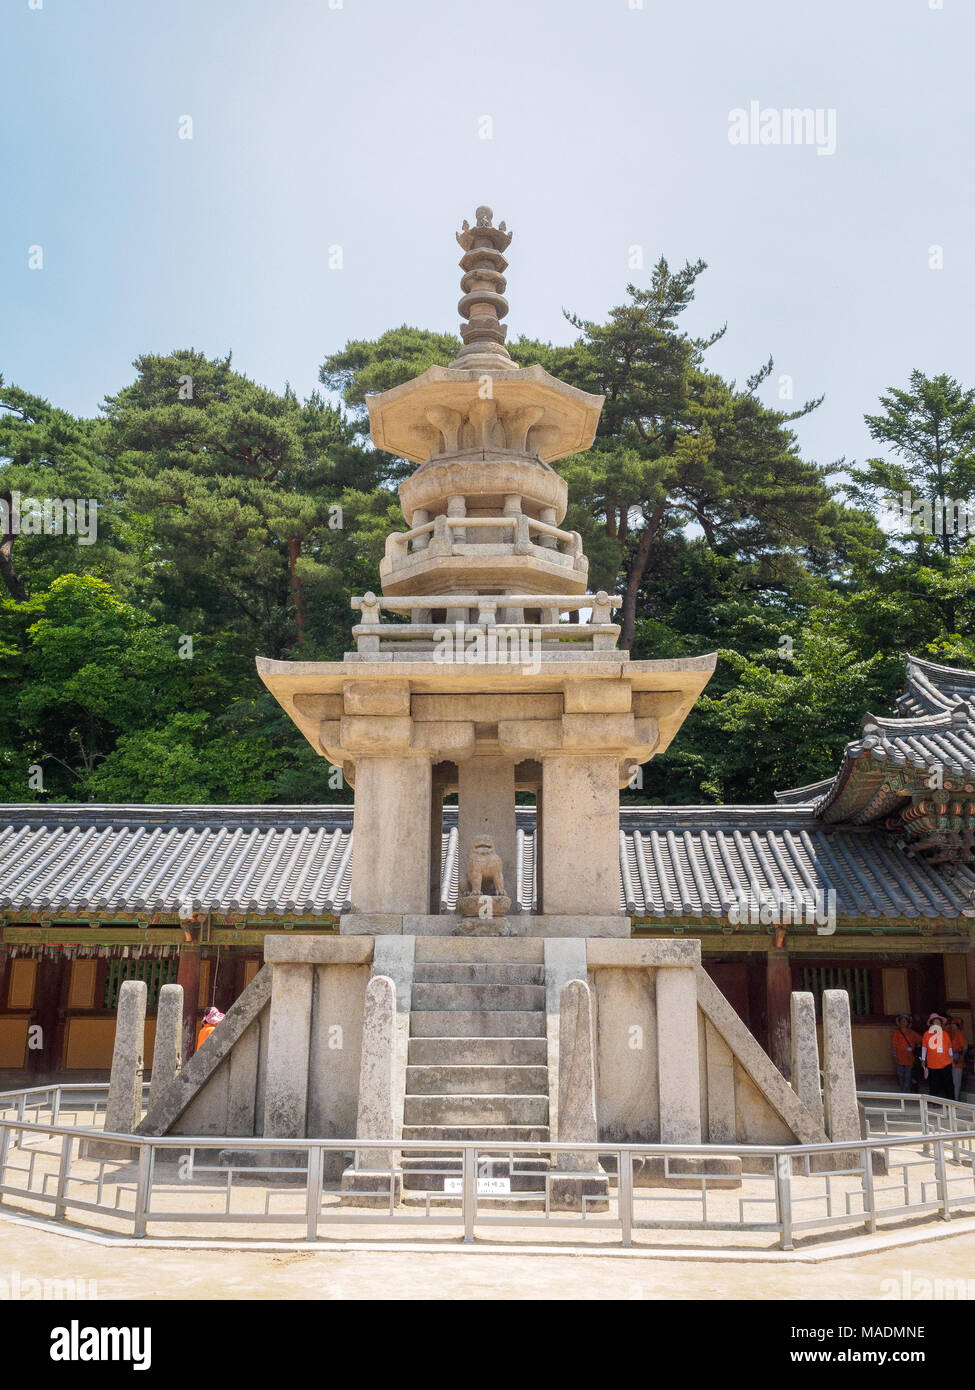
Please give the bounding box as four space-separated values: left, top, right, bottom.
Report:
462 835 505 897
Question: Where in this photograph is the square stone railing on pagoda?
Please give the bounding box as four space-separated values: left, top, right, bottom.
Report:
349 591 621 654
379 512 588 584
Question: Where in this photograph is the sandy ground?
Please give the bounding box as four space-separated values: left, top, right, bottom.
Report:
3 1215 975 1299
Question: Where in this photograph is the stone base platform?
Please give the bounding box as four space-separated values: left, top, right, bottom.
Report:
340 1167 403 1207
549 1169 611 1212
339 913 630 938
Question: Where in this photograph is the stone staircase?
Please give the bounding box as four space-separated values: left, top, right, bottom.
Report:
401 938 550 1201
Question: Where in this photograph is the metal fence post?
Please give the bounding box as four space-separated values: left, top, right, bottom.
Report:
934 1137 952 1222
618 1150 633 1248
0 1122 9 1204
861 1141 876 1235
53 1133 74 1221
462 1146 476 1242
305 1144 323 1241
776 1153 794 1251
132 1144 153 1238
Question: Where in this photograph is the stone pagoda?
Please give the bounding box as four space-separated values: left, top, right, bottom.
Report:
137 210 844 1197
257 206 715 932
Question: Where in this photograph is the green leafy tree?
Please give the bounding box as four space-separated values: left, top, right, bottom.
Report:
0 376 134 602
101 350 382 660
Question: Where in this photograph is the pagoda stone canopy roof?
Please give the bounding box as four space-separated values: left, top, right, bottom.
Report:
2 802 974 925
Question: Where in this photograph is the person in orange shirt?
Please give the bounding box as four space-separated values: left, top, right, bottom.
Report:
921 1013 955 1100
949 1016 967 1102
891 1014 920 1093
196 1005 225 1052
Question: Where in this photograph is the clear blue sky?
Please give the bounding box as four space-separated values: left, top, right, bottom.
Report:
3 0 973 475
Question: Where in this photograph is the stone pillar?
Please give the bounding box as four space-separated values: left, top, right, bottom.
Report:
429 765 449 913
27 952 67 1080
148 983 183 1113
541 755 620 916
543 939 588 1139
348 756 432 914
458 757 516 903
411 506 430 550
551 978 608 1211
446 492 466 544
342 974 402 1203
263 963 313 1139
655 966 702 1144
556 979 598 1154
534 785 544 914
355 975 396 1166
766 949 792 1077
822 988 859 1143
91 980 146 1160
790 990 824 1128
176 938 201 1063
537 504 558 548
372 937 414 1151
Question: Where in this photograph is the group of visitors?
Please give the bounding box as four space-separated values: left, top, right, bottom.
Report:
892 1012 968 1099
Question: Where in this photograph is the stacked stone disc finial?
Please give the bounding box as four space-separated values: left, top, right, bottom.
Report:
452 205 514 367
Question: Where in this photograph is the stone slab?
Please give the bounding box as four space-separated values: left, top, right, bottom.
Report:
790 991 825 1130
148 983 182 1113
823 988 860 1145
587 939 701 967
263 963 313 1139
340 913 630 937
264 935 374 964
656 966 701 1144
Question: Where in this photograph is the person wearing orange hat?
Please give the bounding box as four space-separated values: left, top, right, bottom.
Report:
891 1015 920 1093
949 1016 968 1101
921 1013 955 1100
196 1005 225 1052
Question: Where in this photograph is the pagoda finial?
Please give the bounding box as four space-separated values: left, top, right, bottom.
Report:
451 205 514 368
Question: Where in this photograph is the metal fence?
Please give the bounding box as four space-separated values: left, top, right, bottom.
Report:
2 1085 975 1250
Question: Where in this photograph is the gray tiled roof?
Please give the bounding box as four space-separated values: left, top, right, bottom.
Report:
843 709 975 779
617 807 975 920
896 655 975 718
2 803 974 923
0 807 356 918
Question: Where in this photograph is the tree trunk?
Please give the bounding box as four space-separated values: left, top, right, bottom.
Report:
0 492 27 601
605 499 617 540
619 518 658 650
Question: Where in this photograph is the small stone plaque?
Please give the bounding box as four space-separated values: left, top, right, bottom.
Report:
443 1177 511 1195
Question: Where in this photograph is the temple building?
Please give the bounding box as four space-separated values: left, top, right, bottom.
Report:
1 208 974 1093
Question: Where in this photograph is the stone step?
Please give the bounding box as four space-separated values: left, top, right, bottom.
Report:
414 938 545 963
404 1093 550 1126
413 962 545 986
407 1037 549 1066
410 1010 546 1038
402 1124 550 1143
406 1064 548 1095
411 982 546 1012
